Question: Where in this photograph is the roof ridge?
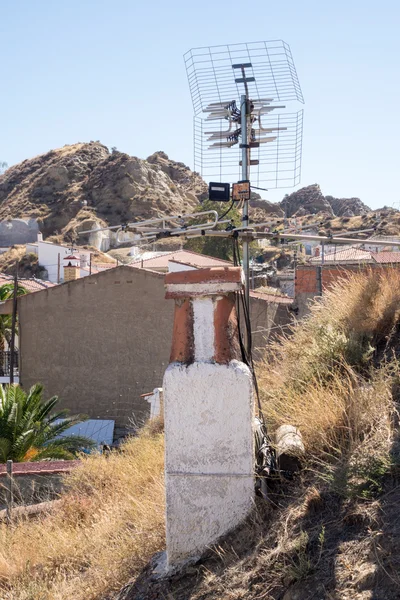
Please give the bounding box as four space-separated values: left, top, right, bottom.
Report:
132 249 232 265
131 249 178 263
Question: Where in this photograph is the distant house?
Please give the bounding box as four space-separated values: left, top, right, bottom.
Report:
296 249 400 317
0 264 293 438
27 234 116 283
309 246 373 265
0 273 55 383
309 247 400 265
130 249 232 273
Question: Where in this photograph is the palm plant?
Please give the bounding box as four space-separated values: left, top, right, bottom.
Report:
0 384 96 462
0 282 27 353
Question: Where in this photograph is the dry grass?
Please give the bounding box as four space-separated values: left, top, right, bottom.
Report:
2 269 400 600
258 268 400 464
0 428 165 600
0 246 28 271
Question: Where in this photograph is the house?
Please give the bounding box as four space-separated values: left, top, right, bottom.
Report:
309 246 374 265
0 265 293 437
296 250 400 317
363 236 400 253
0 274 55 384
27 234 116 283
130 249 233 273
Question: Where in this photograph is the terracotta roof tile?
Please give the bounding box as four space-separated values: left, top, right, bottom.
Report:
0 460 80 476
0 274 56 293
309 247 373 263
371 252 400 264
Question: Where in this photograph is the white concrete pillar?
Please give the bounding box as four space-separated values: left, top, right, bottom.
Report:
163 267 254 569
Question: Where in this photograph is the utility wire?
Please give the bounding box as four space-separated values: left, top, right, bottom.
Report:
232 237 277 482
217 199 236 222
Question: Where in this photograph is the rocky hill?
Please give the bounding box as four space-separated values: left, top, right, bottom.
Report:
249 184 372 221
279 184 371 218
0 143 207 243
325 194 370 217
0 144 381 247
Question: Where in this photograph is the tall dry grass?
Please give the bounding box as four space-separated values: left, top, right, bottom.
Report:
2 269 400 600
0 427 165 600
258 268 400 463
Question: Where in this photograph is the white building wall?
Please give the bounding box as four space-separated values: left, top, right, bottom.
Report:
37 241 91 283
163 273 254 570
167 260 197 273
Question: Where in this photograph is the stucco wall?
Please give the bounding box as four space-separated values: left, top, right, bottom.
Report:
295 264 379 318
17 266 292 431
249 295 293 358
18 266 174 430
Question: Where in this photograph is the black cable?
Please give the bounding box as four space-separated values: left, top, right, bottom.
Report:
232 237 277 479
218 199 235 222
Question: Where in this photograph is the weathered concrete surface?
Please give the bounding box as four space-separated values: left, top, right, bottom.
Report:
165 473 253 565
164 361 253 475
18 266 174 429
164 360 254 567
163 268 254 569
14 264 290 431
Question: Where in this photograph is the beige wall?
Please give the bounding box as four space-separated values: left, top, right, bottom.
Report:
16 266 292 433
18 266 174 431
249 296 293 359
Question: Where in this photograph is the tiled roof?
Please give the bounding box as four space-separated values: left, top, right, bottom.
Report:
250 290 293 304
371 252 400 264
309 247 373 263
130 249 232 270
0 274 56 293
0 460 80 476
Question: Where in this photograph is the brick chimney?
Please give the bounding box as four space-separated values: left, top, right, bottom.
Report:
162 267 254 570
63 255 80 282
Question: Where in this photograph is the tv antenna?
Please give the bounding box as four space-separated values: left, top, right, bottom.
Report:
184 41 304 311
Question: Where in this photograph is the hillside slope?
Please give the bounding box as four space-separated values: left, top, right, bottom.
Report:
2 144 398 253
1 271 400 600
0 143 207 242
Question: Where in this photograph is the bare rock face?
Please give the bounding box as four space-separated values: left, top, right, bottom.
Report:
249 192 284 219
325 195 370 217
147 151 208 202
280 185 334 217
0 143 208 241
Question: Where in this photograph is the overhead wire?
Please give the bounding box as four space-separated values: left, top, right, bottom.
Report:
217 199 235 222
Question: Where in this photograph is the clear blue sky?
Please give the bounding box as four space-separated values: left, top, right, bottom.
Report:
1 0 399 209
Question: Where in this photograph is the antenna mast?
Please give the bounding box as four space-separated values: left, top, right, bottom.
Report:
184 41 305 342
240 90 250 307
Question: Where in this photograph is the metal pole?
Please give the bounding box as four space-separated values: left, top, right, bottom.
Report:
241 94 250 314
9 263 18 385
316 266 323 296
6 460 13 524
57 253 60 284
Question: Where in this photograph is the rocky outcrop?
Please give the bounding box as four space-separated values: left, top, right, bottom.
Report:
280 185 333 217
147 151 207 202
249 192 283 219
277 186 371 218
0 144 208 242
325 195 370 217
0 142 374 245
